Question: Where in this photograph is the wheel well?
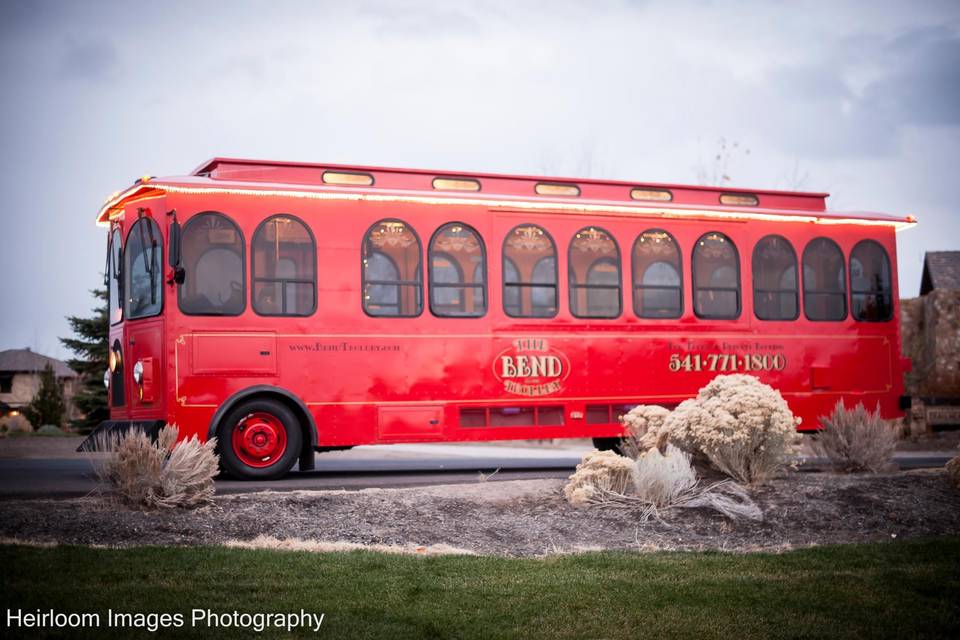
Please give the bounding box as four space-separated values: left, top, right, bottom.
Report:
209 386 317 471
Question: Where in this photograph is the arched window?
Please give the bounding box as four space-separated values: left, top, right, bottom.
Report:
107 228 123 325
632 229 682 318
125 216 163 319
429 223 486 318
362 219 422 317
178 212 245 316
692 232 740 319
752 235 798 321
252 215 316 316
803 237 846 321
569 227 621 318
850 240 892 321
503 224 558 318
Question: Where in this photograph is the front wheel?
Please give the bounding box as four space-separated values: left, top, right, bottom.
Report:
217 398 302 480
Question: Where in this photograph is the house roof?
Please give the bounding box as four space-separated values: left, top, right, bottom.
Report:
0 348 77 377
920 251 960 295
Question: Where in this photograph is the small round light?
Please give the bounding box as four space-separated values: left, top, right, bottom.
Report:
133 360 144 385
103 368 111 389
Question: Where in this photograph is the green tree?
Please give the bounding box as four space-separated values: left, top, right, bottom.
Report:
26 363 66 427
60 288 109 432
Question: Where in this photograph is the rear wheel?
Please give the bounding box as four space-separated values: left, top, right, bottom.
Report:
217 398 302 480
592 437 625 456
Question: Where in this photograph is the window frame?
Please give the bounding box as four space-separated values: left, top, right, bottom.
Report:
251 213 317 317
752 234 799 322
177 211 247 317
568 226 623 320
849 239 893 323
124 215 164 321
802 237 847 322
428 221 488 319
691 231 741 320
631 228 683 319
502 223 560 319
361 218 424 318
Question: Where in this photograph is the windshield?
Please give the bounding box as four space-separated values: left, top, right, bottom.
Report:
124 217 163 319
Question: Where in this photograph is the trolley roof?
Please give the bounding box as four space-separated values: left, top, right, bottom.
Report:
96 157 917 231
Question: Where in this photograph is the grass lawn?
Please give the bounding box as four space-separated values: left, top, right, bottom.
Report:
1 538 958 639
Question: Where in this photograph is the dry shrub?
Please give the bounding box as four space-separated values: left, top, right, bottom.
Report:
95 424 219 509
663 374 801 486
620 404 671 458
0 414 34 435
563 450 638 506
943 448 960 491
563 445 761 521
812 400 898 472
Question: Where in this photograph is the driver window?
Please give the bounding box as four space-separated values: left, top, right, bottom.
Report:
178 212 246 316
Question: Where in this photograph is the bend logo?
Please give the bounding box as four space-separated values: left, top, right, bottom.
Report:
493 338 571 397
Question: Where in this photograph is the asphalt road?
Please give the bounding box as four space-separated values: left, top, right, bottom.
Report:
0 448 952 499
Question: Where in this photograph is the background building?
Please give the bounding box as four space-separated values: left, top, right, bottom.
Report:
902 251 960 431
0 348 79 425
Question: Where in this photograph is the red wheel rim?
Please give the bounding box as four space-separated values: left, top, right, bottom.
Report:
231 412 288 468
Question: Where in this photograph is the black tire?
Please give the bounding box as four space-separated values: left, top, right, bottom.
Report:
592 437 625 455
217 397 303 480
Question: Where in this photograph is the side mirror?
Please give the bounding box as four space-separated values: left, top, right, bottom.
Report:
168 218 181 269
167 211 185 285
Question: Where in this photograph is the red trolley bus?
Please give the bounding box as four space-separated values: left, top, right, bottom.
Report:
89 158 915 478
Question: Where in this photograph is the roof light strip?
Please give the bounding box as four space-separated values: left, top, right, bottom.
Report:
96 183 916 231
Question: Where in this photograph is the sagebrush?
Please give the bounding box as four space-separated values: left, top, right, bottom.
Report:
661 374 801 485
563 446 761 521
95 424 219 509
619 404 671 458
812 400 898 472
563 450 637 506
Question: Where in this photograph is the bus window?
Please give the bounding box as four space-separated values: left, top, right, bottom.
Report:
362 219 423 317
503 225 558 318
125 217 163 319
252 215 316 317
692 232 740 319
632 229 682 318
178 212 245 316
569 227 621 318
850 240 892 322
752 235 798 321
429 223 486 318
803 237 846 321
108 228 123 325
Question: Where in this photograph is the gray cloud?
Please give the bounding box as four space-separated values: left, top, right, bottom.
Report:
59 39 119 81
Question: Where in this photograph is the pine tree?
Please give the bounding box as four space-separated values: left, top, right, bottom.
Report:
60 288 109 432
26 363 66 427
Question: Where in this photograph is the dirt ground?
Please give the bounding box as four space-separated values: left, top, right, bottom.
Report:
1 469 958 556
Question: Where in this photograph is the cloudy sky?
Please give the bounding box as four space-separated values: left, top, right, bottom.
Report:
1 0 957 358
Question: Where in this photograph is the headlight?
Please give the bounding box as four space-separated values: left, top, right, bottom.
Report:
133 360 144 384
108 349 121 372
103 368 111 389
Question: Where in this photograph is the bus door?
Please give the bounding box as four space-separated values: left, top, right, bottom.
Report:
121 209 166 416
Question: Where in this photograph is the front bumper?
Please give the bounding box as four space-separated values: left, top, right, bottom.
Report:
76 420 166 452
